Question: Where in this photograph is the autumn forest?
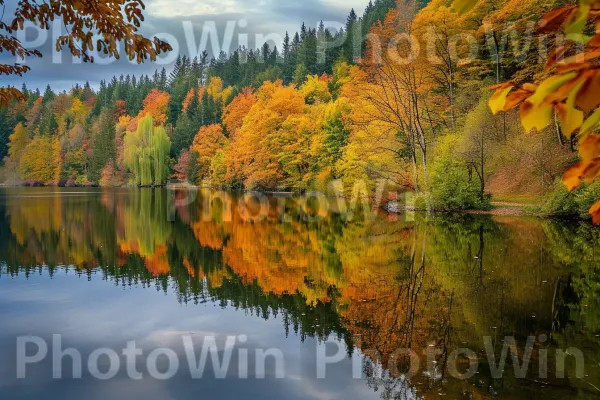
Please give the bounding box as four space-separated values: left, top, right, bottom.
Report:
1 0 599 223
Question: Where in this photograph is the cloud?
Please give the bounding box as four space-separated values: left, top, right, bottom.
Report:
1 0 369 91
146 0 270 17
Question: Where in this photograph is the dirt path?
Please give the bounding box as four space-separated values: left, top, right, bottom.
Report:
468 202 535 216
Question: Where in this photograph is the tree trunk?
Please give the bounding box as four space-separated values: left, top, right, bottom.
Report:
480 130 485 199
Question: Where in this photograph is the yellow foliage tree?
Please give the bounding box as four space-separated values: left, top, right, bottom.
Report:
300 75 332 104
8 122 29 161
19 135 60 184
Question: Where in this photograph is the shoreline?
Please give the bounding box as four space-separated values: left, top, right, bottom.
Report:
0 185 567 220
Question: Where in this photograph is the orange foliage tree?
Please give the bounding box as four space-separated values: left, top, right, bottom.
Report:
140 89 170 126
226 81 307 189
190 124 228 182
222 88 257 137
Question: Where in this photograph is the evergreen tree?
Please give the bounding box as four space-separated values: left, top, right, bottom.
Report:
171 112 195 156
283 32 293 84
42 85 55 104
344 9 361 63
293 63 309 86
89 109 116 183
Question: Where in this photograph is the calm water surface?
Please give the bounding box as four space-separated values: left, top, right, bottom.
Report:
0 187 599 399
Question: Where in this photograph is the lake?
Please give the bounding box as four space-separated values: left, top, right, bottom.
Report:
0 187 598 399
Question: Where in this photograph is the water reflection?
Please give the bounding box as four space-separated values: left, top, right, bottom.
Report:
0 187 599 399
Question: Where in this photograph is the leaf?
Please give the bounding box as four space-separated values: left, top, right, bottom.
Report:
0 87 25 108
489 87 512 115
559 50 600 67
528 72 578 107
563 161 586 191
579 105 600 136
504 88 534 110
555 80 585 138
451 0 479 15
489 82 512 91
590 200 600 224
575 70 600 113
579 134 600 162
538 6 577 34
565 3 592 39
545 46 567 70
520 73 577 132
521 101 554 132
563 157 600 191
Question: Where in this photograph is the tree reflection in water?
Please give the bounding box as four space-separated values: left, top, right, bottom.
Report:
0 187 598 399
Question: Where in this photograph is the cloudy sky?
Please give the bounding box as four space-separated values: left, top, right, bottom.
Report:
2 0 368 92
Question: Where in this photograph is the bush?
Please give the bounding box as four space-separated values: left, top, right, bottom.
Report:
413 193 430 211
430 135 491 211
542 179 600 219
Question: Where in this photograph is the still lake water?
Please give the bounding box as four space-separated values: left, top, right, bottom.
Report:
0 187 599 399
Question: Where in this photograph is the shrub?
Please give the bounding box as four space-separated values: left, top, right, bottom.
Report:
430 135 491 211
542 179 600 220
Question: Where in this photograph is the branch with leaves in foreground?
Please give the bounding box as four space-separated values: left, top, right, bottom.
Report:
454 0 600 224
0 0 172 107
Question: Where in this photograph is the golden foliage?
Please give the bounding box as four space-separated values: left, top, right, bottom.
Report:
191 124 228 181
222 88 256 137
19 135 61 184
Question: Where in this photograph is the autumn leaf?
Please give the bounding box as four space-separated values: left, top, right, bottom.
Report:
590 200 600 224
489 86 513 115
562 155 600 192
504 87 535 111
538 6 577 34
563 161 586 191
521 101 554 132
579 106 600 136
564 2 592 41
575 69 600 113
0 87 26 107
579 134 600 162
555 80 585 138
528 73 578 107
520 72 578 132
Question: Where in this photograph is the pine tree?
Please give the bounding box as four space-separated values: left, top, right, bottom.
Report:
344 9 361 63
159 68 168 90
89 109 116 183
269 46 279 66
171 112 195 156
293 63 309 86
42 85 55 104
283 32 293 84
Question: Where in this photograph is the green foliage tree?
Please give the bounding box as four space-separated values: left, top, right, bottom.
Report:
431 134 491 210
124 115 171 186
